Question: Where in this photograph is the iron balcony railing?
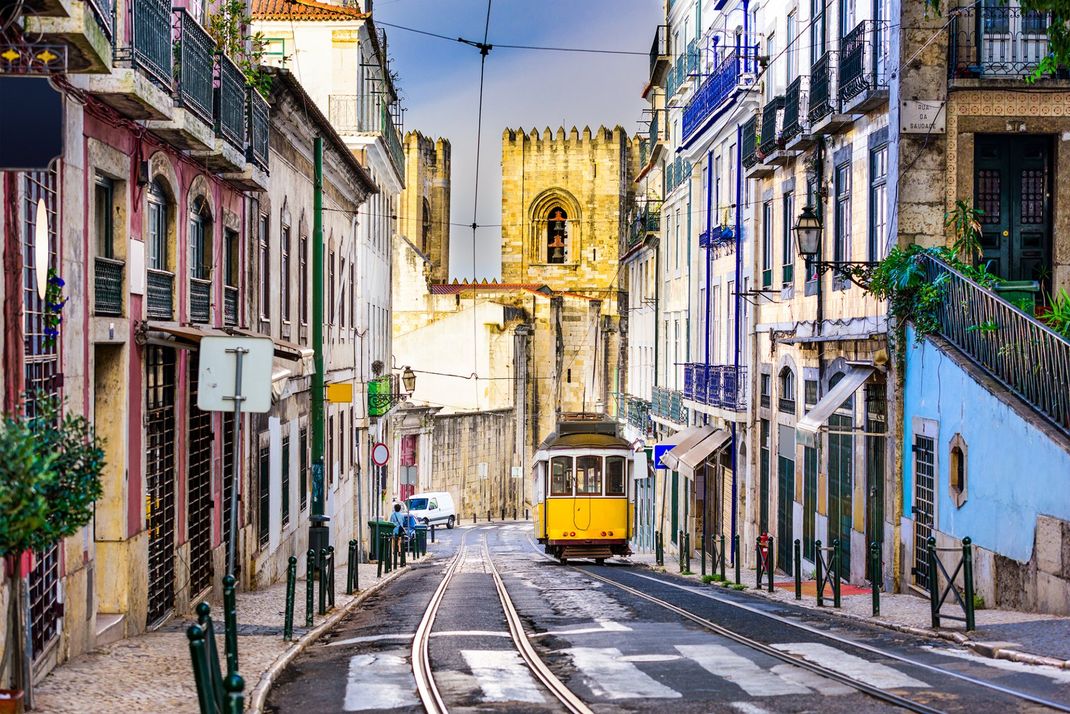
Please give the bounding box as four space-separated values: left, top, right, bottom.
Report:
652 386 685 424
247 88 269 170
741 114 759 168
94 257 124 316
190 277 211 324
382 105 405 175
758 95 785 156
174 10 216 126
684 364 749 411
685 38 699 82
649 24 669 81
87 0 114 42
648 110 665 148
683 45 760 139
666 61 680 98
224 285 238 326
328 94 361 133
948 3 1054 79
808 51 839 124
627 396 652 433
782 75 809 142
839 20 890 103
146 269 174 320
665 156 691 193
629 207 660 247
921 254 1070 436
215 53 246 150
129 0 171 87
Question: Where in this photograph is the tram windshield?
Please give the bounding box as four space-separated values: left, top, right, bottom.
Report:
576 456 602 495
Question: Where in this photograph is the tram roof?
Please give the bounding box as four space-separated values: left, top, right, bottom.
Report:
538 431 632 451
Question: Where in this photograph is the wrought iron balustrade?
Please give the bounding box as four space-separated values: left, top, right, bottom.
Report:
174 10 216 126
648 111 663 147
839 20 889 103
920 254 1070 436
782 75 809 142
247 88 269 170
627 397 652 432
382 105 405 175
224 285 238 326
808 52 839 124
650 24 669 80
128 0 171 87
681 364 748 410
189 277 211 324
759 96 785 156
629 207 660 247
328 94 361 133
683 364 695 400
949 4 1055 79
652 385 686 423
215 53 246 149
683 45 759 139
146 269 174 320
741 115 759 168
87 0 113 42
94 257 124 316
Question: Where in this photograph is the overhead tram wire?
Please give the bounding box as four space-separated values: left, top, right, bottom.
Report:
373 19 647 56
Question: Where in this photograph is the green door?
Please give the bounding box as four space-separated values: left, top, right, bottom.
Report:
777 456 794 575
759 420 770 534
974 135 1052 285
671 471 679 543
828 413 853 581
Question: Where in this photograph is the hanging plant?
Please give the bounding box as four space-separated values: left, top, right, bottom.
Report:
42 269 66 350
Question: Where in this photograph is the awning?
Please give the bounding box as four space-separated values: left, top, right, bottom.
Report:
678 429 732 480
660 425 716 471
795 366 875 446
146 324 229 349
225 327 311 362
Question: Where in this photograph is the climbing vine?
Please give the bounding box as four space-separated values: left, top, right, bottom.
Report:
207 0 272 97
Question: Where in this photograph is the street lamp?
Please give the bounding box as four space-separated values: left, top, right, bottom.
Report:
793 205 878 288
793 204 822 258
402 366 416 393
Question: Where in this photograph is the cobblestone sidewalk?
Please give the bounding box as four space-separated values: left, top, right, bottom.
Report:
33 556 422 713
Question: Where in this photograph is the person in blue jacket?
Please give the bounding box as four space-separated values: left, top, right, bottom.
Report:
389 503 414 556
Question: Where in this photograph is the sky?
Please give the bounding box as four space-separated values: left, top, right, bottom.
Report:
374 0 662 280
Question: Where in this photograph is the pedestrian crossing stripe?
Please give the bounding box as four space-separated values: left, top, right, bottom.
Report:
676 644 811 696
461 650 545 703
343 651 418 711
563 647 682 699
771 642 929 689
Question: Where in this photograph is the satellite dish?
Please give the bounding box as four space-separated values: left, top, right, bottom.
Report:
34 198 49 301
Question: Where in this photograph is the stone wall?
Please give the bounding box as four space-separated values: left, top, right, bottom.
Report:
399 132 451 283
429 409 519 521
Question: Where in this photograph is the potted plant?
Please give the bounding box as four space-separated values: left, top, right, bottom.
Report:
0 397 104 712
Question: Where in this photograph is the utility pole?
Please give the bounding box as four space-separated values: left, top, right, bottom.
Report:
309 136 330 559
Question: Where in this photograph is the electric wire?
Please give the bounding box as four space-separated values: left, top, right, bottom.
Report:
373 19 647 56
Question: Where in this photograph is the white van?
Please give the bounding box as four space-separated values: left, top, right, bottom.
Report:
406 491 457 529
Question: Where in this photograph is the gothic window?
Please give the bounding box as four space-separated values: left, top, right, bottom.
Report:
546 206 568 264
421 198 432 252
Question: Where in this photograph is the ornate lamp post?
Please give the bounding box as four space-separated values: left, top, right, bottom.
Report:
793 205 879 288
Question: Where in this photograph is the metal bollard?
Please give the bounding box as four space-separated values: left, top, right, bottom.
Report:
525 508 529 520
870 541 881 616
513 508 517 520
223 673 245 714
318 548 328 615
756 538 763 589
963 537 976 631
501 508 505 521
832 539 841 608
767 537 775 592
400 535 407 567
306 549 315 626
720 535 727 582
473 513 476 524
701 532 707 578
794 539 802 600
487 510 491 522
927 536 940 627
328 546 336 609
187 624 217 714
679 530 686 573
222 574 239 676
685 532 691 573
654 530 661 566
815 540 825 607
733 534 741 585
196 603 224 710
284 556 297 640
347 540 358 595
431 524 436 543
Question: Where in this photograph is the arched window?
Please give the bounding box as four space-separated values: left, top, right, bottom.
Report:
421 198 432 252
949 434 968 507
829 371 855 413
147 180 170 272
778 367 796 413
189 196 212 281
546 206 568 264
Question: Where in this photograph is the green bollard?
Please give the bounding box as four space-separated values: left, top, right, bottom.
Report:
223 673 245 714
755 538 763 589
767 536 775 592
733 534 740 585
347 540 357 595
794 539 802 600
327 546 336 609
685 532 691 573
284 556 297 640
319 548 328 615
187 624 217 714
720 535 726 581
963 537 976 631
431 524 436 543
196 602 224 711
305 549 315 626
400 534 407 567
654 530 661 566
222 575 239 676
870 541 881 617
927 536 940 628
815 540 824 607
701 532 707 578
832 539 841 608
679 530 685 573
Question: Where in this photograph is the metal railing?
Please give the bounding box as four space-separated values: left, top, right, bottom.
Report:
648 110 664 148
758 95 785 156
921 253 1070 436
808 51 839 124
175 10 216 126
782 75 809 143
652 385 685 423
839 20 889 103
190 277 211 324
629 207 660 247
683 364 748 410
94 257 124 316
665 156 691 194
224 286 238 326
328 94 361 133
130 0 171 87
146 269 174 320
87 0 113 42
741 115 759 168
649 24 669 79
683 45 759 139
949 4 1054 79
247 88 269 170
626 396 651 432
382 105 405 175
215 54 246 150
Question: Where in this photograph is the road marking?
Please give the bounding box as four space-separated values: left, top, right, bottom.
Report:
730 702 773 714
327 633 413 647
620 654 681 663
432 630 511 638
768 663 854 695
772 642 929 689
565 647 681 699
921 646 1070 684
533 620 633 638
676 644 811 696
461 649 546 703
343 651 418 711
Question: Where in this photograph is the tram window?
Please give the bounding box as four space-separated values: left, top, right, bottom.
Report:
550 456 574 496
606 456 626 496
576 456 603 495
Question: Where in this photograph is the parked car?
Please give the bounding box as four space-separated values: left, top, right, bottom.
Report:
406 491 457 529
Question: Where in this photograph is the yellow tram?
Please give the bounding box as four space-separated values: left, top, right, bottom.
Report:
533 417 635 563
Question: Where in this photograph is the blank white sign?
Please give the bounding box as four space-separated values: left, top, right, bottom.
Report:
197 336 275 413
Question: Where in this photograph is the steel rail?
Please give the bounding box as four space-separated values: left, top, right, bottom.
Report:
411 533 469 714
483 539 595 714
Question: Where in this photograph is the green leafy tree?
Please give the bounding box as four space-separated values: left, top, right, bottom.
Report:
207 0 273 97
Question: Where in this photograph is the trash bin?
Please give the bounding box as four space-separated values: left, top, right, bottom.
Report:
415 524 428 555
368 520 394 561
994 280 1040 314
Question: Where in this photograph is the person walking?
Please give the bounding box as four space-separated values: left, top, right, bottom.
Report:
389 503 409 556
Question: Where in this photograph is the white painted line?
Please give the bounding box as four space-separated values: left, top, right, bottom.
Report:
772 642 929 689
461 649 546 703
676 644 811 696
343 651 418 711
533 620 633 638
327 633 414 647
921 646 1070 684
620 654 682 663
432 630 511 638
768 663 854 696
565 647 681 699
730 701 773 714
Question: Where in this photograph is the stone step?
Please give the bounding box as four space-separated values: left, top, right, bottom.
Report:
95 613 125 648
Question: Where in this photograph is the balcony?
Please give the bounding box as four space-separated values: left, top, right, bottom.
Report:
781 75 814 150
328 94 361 133
742 114 772 178
225 87 270 191
839 20 890 112
224 285 238 326
652 386 686 424
684 363 749 411
194 54 248 173
144 10 216 151
626 396 652 433
89 0 172 119
759 95 792 166
628 207 660 249
948 4 1060 82
683 46 760 140
665 156 691 194
649 25 670 88
93 257 123 316
807 51 852 134
189 277 211 324
146 269 174 320
382 106 405 177
23 0 114 73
